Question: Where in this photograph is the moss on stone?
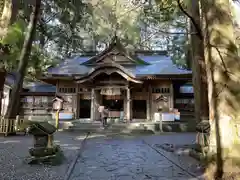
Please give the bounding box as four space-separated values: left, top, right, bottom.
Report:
27 145 65 166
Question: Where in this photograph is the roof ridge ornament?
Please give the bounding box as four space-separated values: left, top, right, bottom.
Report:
111 21 120 45
110 34 120 46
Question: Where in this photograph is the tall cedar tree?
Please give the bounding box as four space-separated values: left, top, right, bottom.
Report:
5 0 42 119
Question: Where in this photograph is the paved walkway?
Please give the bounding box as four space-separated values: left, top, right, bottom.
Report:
69 133 203 180
0 133 203 180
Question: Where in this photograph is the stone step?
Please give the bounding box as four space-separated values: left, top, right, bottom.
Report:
180 112 195 117
59 119 196 133
58 121 102 129
62 122 195 133
64 126 156 135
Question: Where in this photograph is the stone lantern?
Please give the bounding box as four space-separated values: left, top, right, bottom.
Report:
52 96 64 111
52 96 64 129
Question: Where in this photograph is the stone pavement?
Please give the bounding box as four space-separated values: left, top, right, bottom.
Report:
69 133 204 180
0 132 203 180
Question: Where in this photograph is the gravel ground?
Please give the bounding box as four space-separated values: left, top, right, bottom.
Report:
0 132 89 180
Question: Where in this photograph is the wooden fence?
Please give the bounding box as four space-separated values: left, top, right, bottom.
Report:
0 93 55 136
0 117 26 136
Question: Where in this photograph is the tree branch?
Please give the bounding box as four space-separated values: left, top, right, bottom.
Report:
176 0 203 40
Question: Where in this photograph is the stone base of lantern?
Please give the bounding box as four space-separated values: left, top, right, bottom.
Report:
27 145 64 165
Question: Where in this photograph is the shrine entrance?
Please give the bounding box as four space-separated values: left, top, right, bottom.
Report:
94 87 125 120
102 96 124 112
79 94 91 118
132 100 147 119
75 67 143 122
79 99 91 118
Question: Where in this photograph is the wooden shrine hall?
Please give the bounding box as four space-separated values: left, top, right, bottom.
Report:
41 36 193 123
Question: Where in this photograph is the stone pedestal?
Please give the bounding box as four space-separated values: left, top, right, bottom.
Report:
27 122 64 165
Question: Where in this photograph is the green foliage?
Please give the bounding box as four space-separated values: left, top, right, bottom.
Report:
41 0 190 66
151 0 189 67
0 18 55 78
168 34 189 68
1 20 26 70
0 0 193 75
89 0 143 48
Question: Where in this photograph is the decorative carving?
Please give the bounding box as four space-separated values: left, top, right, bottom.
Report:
76 66 142 84
154 95 168 102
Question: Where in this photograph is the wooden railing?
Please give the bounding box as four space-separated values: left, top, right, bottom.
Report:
0 117 26 136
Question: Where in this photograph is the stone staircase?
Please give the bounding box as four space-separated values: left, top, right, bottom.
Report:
58 117 196 134
59 120 155 134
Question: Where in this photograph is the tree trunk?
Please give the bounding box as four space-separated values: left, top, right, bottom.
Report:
4 0 41 119
10 0 19 24
190 0 209 123
186 16 192 70
201 0 240 178
0 0 19 38
0 69 6 116
0 0 12 38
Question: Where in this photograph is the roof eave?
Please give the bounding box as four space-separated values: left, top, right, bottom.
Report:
137 73 192 80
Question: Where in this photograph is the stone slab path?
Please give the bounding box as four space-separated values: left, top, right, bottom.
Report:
69 134 203 180
0 132 203 180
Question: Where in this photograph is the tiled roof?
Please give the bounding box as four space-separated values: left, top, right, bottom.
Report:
47 54 191 76
4 73 56 92
135 55 192 76
24 82 56 92
47 56 90 75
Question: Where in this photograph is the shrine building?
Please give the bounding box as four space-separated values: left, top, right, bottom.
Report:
41 37 193 123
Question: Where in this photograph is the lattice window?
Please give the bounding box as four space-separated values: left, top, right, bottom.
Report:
34 96 50 107
152 87 170 94
78 87 91 92
21 96 34 108
21 96 54 109
59 87 76 93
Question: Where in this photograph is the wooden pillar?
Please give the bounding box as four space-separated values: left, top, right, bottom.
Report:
170 81 174 109
94 90 100 120
126 87 131 122
90 88 95 121
72 84 78 119
147 84 152 121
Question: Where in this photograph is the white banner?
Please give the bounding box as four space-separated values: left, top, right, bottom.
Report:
100 88 121 96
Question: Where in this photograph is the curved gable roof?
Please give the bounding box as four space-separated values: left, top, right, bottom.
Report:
75 62 142 84
82 36 149 66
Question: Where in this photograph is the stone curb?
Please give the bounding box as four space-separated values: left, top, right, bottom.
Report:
63 133 90 180
155 143 205 161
